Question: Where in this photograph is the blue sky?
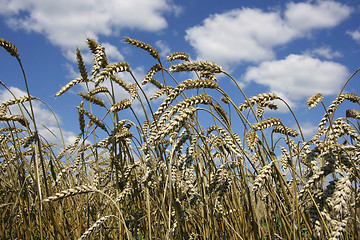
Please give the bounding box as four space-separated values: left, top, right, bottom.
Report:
0 0 360 145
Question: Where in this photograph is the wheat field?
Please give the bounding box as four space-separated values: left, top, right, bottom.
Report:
1 36 360 239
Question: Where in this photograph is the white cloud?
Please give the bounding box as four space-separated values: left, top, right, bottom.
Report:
285 1 351 32
155 40 171 57
1 0 178 52
347 28 360 42
0 86 77 146
185 1 351 66
304 46 342 59
185 8 297 65
243 54 349 101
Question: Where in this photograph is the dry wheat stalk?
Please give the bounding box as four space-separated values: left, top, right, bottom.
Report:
78 92 105 107
0 37 19 58
307 93 323 109
109 98 131 112
125 37 159 59
169 61 222 73
166 52 189 62
55 77 88 97
252 117 282 131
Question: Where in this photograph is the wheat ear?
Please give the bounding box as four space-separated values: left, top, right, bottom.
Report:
125 37 159 60
0 37 19 58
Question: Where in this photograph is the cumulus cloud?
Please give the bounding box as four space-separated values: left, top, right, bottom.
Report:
155 40 171 57
285 1 351 32
0 0 179 53
185 1 351 66
347 28 360 42
304 46 343 59
243 54 349 101
0 86 77 146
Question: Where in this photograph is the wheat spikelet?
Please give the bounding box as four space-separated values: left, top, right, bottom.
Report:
86 38 98 54
246 131 258 151
55 77 87 97
78 92 105 107
346 109 360 119
169 61 222 73
43 185 96 202
95 62 130 86
252 117 282 131
154 79 217 119
239 92 278 111
88 86 109 96
253 161 273 192
91 44 108 77
0 114 29 127
78 101 85 133
213 102 229 125
0 37 19 58
220 96 230 104
150 86 173 100
125 37 159 59
272 125 299 137
319 93 360 129
77 107 107 132
109 98 131 112
166 52 189 62
200 71 218 81
76 48 88 81
143 63 162 85
307 93 323 109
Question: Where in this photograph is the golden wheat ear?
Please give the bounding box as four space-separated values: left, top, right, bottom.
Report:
0 37 19 58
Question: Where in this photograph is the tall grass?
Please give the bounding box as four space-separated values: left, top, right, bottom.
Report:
1 36 360 239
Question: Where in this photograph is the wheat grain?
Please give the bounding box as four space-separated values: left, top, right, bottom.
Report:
125 37 159 59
